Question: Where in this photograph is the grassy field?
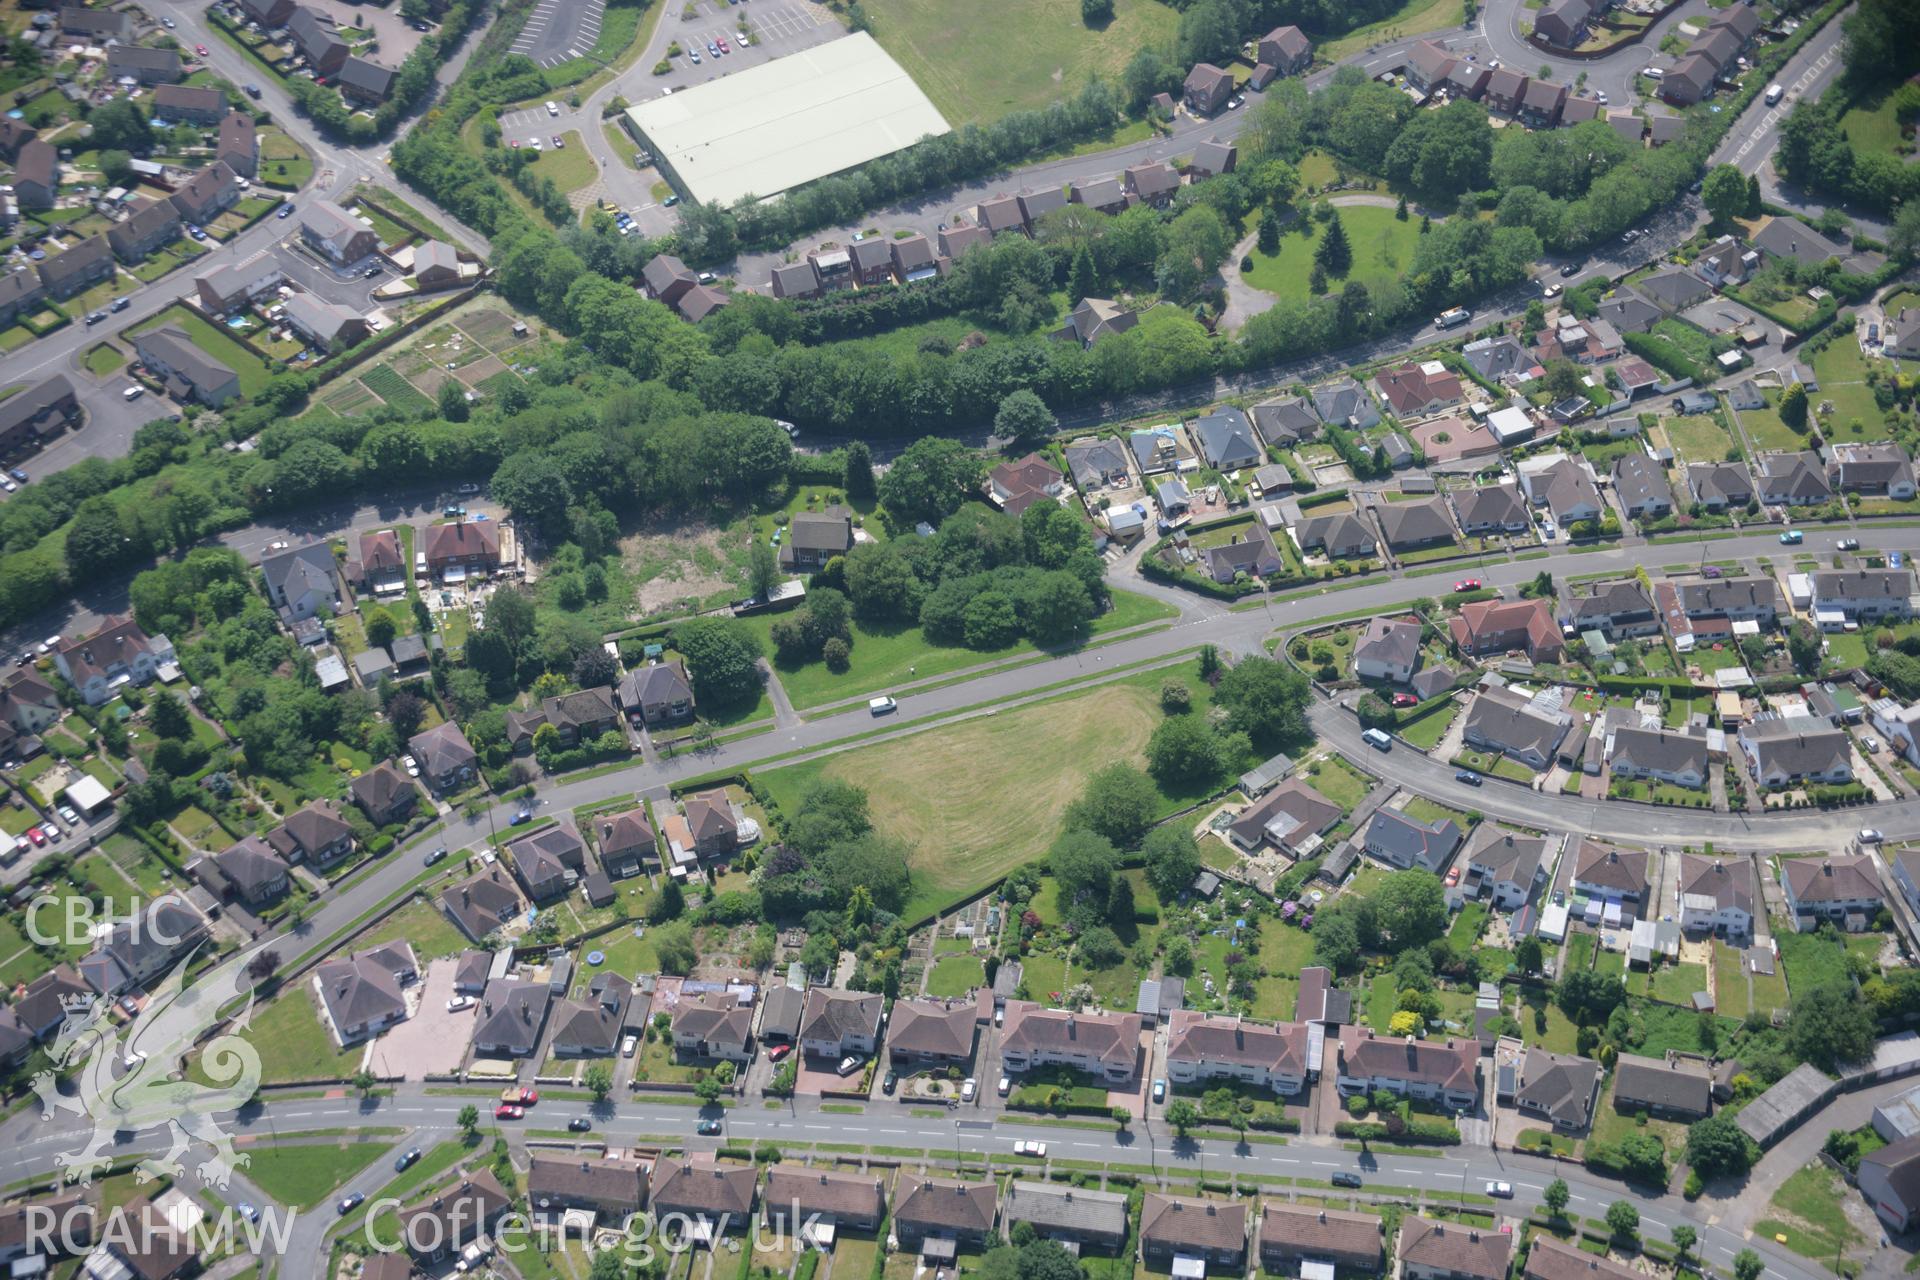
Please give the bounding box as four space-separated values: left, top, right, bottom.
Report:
1242 206 1424 307
1321 0 1467 61
526 132 597 194
748 588 1174 710
129 305 273 397
1754 1164 1864 1269
861 0 1179 125
241 1137 392 1209
1841 84 1907 154
759 671 1168 923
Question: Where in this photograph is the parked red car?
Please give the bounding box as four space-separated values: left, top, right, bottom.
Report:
25 827 45 847
767 1043 792 1062
1391 692 1418 707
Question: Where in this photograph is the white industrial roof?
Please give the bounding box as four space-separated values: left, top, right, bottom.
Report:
624 33 950 207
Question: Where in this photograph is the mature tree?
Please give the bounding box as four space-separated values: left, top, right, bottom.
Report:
1068 245 1096 302
1789 620 1823 674
1068 763 1159 848
1556 969 1626 1023
1734 1252 1764 1280
670 618 763 708
749 540 780 600
1315 211 1352 277
1257 208 1281 255
879 436 984 525
1891 201 1920 263
1604 1200 1639 1240
386 690 427 741
65 496 136 578
1312 911 1363 973
585 1063 613 1100
844 541 922 622
1842 0 1904 82
1701 164 1749 226
1382 100 1494 198
1212 657 1310 744
1543 1178 1570 1217
1670 1226 1696 1264
994 389 1055 449
653 921 697 975
457 1104 480 1137
490 450 574 530
1105 875 1136 929
1081 0 1112 20
149 691 191 740
1787 982 1877 1071
244 949 282 984
651 877 685 923
1049 827 1120 921
1371 871 1448 950
437 377 470 422
1165 1098 1201 1136
88 99 152 151
843 440 876 499
1146 715 1224 788
1686 1113 1756 1178
365 608 397 650
1144 825 1200 901
1779 380 1809 430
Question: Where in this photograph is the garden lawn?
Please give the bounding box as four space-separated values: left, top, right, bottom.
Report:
360 897 470 961
858 0 1178 125
1399 699 1462 751
1810 340 1886 430
1734 390 1806 453
1776 916 1852 995
1301 754 1373 812
1646 960 1709 1005
128 306 272 397
1662 414 1737 465
925 954 986 998
1841 86 1906 154
759 670 1170 923
241 1137 393 1209
1241 206 1425 308
225 991 362 1084
83 343 123 375
1712 942 1750 1020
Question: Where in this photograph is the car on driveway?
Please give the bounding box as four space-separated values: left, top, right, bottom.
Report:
1487 1181 1513 1198
768 1042 791 1061
447 995 474 1012
1152 1078 1166 1103
1391 692 1418 708
1444 866 1461 887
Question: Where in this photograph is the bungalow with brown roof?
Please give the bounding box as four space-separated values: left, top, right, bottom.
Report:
1448 597 1563 662
990 453 1064 516
1374 362 1464 418
1141 1194 1247 1268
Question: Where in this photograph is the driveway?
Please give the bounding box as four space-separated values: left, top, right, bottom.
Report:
365 956 477 1079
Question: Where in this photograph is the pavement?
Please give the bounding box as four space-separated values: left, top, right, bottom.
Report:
0 1082 1852 1280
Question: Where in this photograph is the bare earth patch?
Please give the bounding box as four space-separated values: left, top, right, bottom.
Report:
622 521 748 615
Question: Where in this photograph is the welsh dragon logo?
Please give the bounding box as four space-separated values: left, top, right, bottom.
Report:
31 943 266 1190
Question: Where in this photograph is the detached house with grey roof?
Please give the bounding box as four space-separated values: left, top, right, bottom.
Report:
798 988 884 1059
1189 407 1262 469
1613 454 1673 521
261 541 343 621
1362 808 1461 873
1354 615 1422 683
1756 451 1833 505
1450 483 1530 536
1461 826 1548 910
1462 688 1570 772
1312 379 1380 430
1251 395 1320 446
1739 716 1854 789
1513 1048 1602 1133
1829 441 1917 498
1687 460 1754 511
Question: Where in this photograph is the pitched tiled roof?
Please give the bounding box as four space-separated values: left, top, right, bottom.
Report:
1141 1194 1246 1255
887 998 976 1057
1398 1216 1511 1280
1515 1048 1601 1128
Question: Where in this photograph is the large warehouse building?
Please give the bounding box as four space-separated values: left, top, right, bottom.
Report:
624 32 950 207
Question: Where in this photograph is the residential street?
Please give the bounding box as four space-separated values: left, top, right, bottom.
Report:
0 1082 1848 1280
